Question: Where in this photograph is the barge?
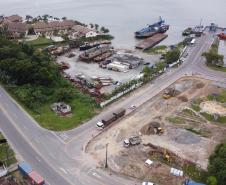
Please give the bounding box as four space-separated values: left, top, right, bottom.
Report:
136 33 168 50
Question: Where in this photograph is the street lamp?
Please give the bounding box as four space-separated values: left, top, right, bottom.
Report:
105 143 109 168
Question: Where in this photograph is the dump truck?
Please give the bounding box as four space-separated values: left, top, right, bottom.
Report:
96 113 117 129
124 136 141 147
113 108 126 118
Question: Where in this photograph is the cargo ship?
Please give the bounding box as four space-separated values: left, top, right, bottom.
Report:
135 17 169 38
218 32 226 40
79 40 111 51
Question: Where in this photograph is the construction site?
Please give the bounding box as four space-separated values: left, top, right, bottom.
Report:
86 77 226 185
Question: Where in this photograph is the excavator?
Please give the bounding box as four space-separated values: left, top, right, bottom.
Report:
154 127 164 135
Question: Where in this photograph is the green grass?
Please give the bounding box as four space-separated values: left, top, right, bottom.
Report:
0 133 17 166
208 90 226 103
186 128 202 135
201 112 215 122
30 99 97 131
3 80 98 131
183 163 207 183
218 116 226 124
167 116 184 124
27 37 54 48
191 103 201 112
183 108 196 116
208 64 226 72
145 45 167 54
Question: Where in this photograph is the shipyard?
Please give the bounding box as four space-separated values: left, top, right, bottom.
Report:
0 1 226 185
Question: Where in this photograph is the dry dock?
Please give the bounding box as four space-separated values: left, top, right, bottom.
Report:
136 33 168 50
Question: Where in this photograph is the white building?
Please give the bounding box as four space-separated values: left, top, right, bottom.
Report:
70 25 98 38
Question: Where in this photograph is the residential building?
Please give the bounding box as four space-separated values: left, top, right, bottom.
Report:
33 20 75 36
5 15 23 23
70 25 98 39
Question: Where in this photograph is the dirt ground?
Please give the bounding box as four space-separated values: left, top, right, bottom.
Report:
87 77 226 185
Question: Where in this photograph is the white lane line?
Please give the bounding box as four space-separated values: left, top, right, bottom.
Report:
50 131 67 144
35 156 41 162
59 167 68 174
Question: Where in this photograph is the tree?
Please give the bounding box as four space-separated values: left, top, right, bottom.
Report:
165 49 180 64
208 143 226 185
143 66 152 82
62 17 67 20
94 24 99 31
202 50 224 66
206 176 217 185
90 23 94 29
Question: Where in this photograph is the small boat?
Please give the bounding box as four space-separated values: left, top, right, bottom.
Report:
218 32 226 40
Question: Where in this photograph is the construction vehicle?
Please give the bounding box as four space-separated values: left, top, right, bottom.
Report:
162 87 176 99
124 136 141 147
164 149 170 162
154 127 164 135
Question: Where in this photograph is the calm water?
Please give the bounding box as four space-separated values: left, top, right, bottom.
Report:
1 0 226 48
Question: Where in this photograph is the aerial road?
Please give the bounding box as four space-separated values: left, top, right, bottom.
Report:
0 32 226 185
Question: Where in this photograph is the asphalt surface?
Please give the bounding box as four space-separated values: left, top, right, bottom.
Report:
0 32 226 185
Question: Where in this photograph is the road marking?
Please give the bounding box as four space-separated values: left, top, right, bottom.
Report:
59 167 68 174
35 156 41 162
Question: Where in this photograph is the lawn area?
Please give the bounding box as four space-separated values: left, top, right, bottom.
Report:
0 133 17 166
27 37 54 48
167 116 184 124
30 99 97 131
145 45 167 54
208 64 226 72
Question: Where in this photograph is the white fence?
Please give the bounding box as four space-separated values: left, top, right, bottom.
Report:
100 82 143 107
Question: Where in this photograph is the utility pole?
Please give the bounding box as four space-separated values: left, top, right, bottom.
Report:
105 143 109 168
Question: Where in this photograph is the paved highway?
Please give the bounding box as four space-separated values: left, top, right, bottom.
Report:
0 32 226 185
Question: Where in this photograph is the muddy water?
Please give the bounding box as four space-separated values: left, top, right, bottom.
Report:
1 0 226 48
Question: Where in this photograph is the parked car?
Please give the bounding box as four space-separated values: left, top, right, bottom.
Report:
142 182 154 185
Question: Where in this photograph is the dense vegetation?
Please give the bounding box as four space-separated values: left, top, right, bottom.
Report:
207 142 226 185
202 41 224 67
0 37 97 130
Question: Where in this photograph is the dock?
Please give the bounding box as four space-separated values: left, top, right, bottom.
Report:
136 33 168 50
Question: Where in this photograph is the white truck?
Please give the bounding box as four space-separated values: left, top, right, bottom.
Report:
123 136 141 147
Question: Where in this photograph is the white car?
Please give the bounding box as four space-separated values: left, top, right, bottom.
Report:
96 122 104 129
129 105 137 110
142 182 154 185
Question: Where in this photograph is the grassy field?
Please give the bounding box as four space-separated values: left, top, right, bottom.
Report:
145 45 167 54
0 133 17 166
30 99 97 131
208 64 226 72
27 37 54 48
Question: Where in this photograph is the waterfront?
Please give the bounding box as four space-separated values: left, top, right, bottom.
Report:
1 0 226 48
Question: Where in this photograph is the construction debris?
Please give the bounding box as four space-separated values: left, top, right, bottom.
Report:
50 102 72 116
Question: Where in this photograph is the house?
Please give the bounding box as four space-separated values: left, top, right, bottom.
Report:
4 22 28 38
5 15 23 22
70 25 98 38
33 20 75 36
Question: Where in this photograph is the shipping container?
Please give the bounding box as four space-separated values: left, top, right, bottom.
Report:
28 171 45 185
18 161 33 176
